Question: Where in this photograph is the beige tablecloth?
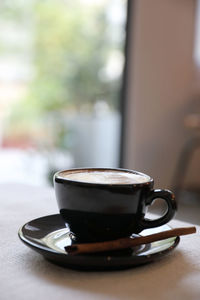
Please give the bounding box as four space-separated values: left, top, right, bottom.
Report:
1 183 200 300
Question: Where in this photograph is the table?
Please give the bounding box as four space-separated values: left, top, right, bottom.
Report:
1 183 200 300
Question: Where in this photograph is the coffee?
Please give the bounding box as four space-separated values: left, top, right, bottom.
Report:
54 168 176 242
58 170 150 185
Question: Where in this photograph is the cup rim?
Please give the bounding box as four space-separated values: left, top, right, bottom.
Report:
54 167 154 187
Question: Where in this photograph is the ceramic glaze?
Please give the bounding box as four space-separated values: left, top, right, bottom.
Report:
54 168 177 242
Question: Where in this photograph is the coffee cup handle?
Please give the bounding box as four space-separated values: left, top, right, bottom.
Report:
140 189 177 230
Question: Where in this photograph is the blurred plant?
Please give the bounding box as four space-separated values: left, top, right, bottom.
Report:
1 0 125 149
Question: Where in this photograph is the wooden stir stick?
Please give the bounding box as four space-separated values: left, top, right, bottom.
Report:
65 226 196 255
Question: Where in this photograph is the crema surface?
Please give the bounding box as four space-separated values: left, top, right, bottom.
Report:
59 170 150 184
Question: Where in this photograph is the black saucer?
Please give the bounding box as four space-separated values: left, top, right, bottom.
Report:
18 214 180 271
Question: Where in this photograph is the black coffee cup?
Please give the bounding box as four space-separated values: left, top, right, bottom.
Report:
54 168 177 242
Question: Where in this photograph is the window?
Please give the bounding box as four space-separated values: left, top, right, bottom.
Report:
0 0 127 185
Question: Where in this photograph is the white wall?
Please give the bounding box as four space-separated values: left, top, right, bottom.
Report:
123 0 196 189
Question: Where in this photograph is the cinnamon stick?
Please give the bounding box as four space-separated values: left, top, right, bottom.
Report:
65 226 196 255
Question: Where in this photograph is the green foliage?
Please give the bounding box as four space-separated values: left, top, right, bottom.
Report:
2 0 124 148
29 0 121 112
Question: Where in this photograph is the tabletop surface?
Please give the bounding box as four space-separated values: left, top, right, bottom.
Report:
1 183 200 300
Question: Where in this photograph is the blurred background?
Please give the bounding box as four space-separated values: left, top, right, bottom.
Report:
0 0 200 223
0 0 126 185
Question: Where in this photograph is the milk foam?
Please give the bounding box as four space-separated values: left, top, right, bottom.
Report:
60 170 149 184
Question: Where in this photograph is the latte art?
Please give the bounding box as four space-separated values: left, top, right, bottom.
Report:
59 170 150 184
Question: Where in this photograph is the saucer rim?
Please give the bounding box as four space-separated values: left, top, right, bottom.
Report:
18 214 180 258
18 214 180 270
